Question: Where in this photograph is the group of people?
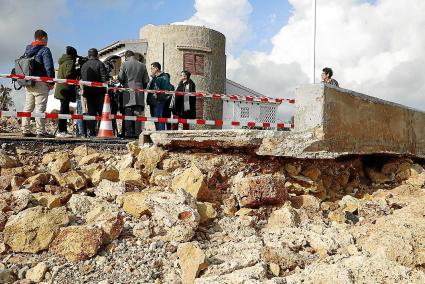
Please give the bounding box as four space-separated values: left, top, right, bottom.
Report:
20 29 197 139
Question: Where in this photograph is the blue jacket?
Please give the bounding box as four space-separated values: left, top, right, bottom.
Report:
24 42 55 78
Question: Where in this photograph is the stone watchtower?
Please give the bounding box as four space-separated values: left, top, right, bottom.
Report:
139 25 226 124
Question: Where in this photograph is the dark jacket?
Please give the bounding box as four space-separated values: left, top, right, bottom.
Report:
146 72 171 105
173 79 196 119
80 58 108 99
24 42 55 78
54 54 77 102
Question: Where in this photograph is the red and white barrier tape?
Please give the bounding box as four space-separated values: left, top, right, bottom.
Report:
0 111 294 129
0 73 295 105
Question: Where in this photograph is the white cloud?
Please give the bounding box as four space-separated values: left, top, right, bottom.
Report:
174 0 253 51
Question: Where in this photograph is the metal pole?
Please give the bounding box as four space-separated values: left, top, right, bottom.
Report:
162 42 165 72
312 0 317 83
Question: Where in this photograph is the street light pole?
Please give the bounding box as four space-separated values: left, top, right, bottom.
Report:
312 0 317 83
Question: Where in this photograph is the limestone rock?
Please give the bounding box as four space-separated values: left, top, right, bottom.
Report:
10 176 26 190
145 189 200 242
132 220 153 239
42 152 65 165
285 163 301 176
86 206 123 243
196 202 217 224
172 164 210 201
367 168 392 184
25 262 48 283
23 173 52 192
149 169 171 187
49 154 71 173
0 212 6 232
73 145 97 157
95 180 129 202
119 168 146 188
78 153 102 166
4 206 69 253
0 189 33 214
177 243 208 284
196 263 266 284
0 176 11 191
134 145 166 177
127 141 141 157
122 191 152 218
87 165 119 185
301 166 321 181
0 269 16 284
162 158 181 172
267 205 300 229
49 226 103 262
269 263 280 277
118 154 134 170
222 195 238 216
33 193 62 209
0 151 20 168
54 171 88 191
67 195 114 217
231 174 287 208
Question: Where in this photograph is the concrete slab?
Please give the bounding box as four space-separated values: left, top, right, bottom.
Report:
142 84 425 159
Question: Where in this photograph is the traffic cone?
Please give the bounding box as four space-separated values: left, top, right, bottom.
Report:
97 93 115 138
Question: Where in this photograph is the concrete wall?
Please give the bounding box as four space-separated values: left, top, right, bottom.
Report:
139 25 226 124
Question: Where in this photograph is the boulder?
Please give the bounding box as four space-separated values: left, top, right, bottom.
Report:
83 164 119 185
78 153 102 166
118 154 134 170
134 145 166 177
119 168 146 188
0 176 10 192
149 169 171 187
3 206 69 253
86 206 123 243
95 180 129 202
267 205 300 229
0 212 6 232
177 243 208 284
172 164 210 201
122 191 153 218
25 262 48 283
231 174 287 208
301 167 321 181
33 193 62 209
54 171 88 191
145 189 200 242
72 145 97 157
127 141 141 157
161 158 181 172
0 269 16 284
49 154 71 173
10 176 26 190
42 152 66 165
49 226 103 262
67 195 114 217
196 202 217 224
0 151 20 168
0 189 33 214
23 173 53 192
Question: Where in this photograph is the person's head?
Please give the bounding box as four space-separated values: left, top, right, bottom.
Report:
180 70 191 81
134 52 145 63
150 62 161 76
322 67 333 81
125 50 135 60
88 48 98 59
34 29 48 45
66 46 78 59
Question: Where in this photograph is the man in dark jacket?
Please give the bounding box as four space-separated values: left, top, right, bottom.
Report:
118 50 149 138
171 70 196 130
21 29 55 138
80 48 108 136
146 62 171 131
54 46 78 138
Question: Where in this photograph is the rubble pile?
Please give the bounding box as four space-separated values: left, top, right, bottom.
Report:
0 141 425 283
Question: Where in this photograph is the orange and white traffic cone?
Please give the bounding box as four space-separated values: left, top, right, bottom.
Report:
97 94 115 138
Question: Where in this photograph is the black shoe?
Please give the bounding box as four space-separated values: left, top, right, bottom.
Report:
22 133 36 138
36 133 55 138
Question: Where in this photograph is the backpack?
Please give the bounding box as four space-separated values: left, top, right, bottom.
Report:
11 53 38 90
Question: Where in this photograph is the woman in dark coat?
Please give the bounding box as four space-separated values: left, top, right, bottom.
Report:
171 71 196 130
54 46 78 137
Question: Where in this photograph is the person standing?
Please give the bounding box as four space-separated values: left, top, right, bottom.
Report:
80 48 108 137
321 67 339 87
146 62 171 131
54 46 78 138
171 71 196 130
21 29 55 138
118 50 149 138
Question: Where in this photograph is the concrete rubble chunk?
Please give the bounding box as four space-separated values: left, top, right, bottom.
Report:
119 168 146 188
231 174 287 208
145 189 200 242
25 262 48 283
0 151 20 168
177 242 208 284
86 206 124 243
172 164 210 201
134 145 166 177
49 226 103 262
3 206 69 253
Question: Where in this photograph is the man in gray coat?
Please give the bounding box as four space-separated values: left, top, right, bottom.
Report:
119 50 149 138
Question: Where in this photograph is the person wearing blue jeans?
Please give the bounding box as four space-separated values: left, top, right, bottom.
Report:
146 62 171 131
75 92 86 137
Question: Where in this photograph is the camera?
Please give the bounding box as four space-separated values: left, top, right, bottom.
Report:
75 56 88 79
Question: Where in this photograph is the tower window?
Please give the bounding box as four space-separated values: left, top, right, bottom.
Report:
183 53 205 76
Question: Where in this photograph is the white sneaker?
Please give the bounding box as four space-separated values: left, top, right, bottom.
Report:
56 132 73 138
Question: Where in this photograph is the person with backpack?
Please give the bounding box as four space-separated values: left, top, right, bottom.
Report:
54 46 78 138
21 29 55 138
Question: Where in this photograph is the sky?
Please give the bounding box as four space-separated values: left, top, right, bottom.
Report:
1 0 424 122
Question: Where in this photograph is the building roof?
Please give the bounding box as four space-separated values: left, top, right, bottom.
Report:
226 79 279 105
98 39 147 57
